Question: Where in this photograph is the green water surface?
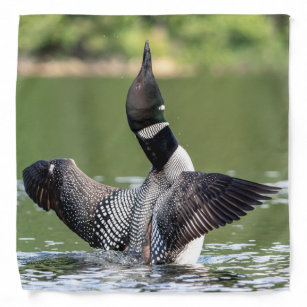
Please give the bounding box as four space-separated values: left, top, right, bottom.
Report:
16 74 289 291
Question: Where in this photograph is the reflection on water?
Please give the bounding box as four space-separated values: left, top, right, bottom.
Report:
18 240 289 292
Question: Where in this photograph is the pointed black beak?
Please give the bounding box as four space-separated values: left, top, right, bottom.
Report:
141 40 152 72
126 40 166 132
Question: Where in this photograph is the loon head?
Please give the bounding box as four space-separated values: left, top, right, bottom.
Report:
126 40 166 133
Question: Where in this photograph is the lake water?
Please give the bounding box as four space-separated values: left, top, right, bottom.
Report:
16 74 289 292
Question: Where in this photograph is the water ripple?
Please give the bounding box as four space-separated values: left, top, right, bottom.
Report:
18 240 289 292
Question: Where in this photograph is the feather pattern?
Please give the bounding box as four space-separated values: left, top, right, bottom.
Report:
22 41 282 266
152 171 280 263
23 158 137 250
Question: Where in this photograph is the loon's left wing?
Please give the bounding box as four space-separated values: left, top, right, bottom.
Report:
23 159 137 251
151 171 280 264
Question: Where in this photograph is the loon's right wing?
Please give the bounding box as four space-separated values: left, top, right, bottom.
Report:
151 171 280 264
23 159 138 251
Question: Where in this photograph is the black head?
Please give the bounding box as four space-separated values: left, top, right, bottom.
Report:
126 40 166 133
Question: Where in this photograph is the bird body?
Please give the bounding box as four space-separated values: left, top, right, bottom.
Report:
23 41 280 265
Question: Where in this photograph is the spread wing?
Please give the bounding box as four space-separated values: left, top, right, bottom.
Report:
23 158 138 250
151 172 280 264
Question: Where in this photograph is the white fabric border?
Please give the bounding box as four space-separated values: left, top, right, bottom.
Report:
0 1 306 307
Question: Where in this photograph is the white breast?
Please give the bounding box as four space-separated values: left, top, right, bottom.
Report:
174 236 205 264
163 145 194 184
163 145 204 264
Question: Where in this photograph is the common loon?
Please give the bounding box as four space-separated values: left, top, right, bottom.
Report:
22 40 280 265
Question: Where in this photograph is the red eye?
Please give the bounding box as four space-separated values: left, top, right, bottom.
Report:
136 83 141 90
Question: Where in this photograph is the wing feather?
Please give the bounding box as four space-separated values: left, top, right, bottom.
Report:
152 171 280 262
23 159 137 251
